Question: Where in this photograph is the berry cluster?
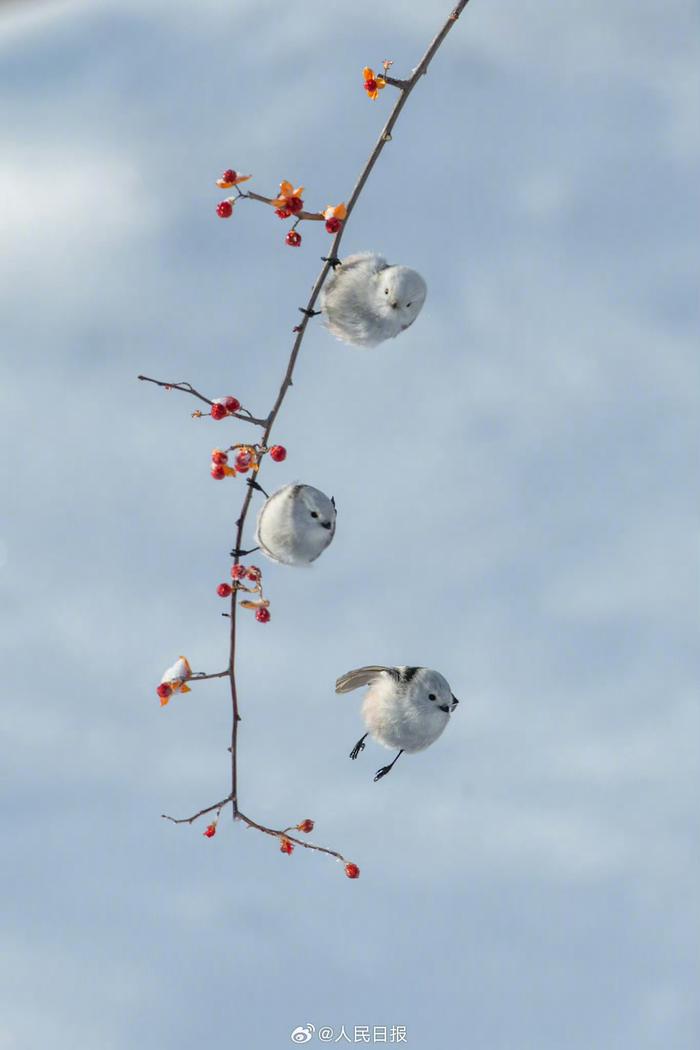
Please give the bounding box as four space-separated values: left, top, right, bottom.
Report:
220 563 271 623
210 395 241 420
210 443 286 481
216 167 252 217
214 167 347 249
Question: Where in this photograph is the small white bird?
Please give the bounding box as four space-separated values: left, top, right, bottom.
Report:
335 665 459 781
255 483 337 566
320 252 427 347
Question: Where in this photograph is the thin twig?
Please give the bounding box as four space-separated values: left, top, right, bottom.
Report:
162 795 232 824
237 811 349 864
137 375 269 427
238 189 325 221
383 75 409 89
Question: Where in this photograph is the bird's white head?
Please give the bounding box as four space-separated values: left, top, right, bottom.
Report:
295 485 336 536
376 265 427 331
406 667 459 715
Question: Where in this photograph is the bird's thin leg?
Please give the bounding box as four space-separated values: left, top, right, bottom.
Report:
246 478 269 497
298 307 321 318
374 750 404 782
321 256 342 269
229 546 260 557
349 733 368 760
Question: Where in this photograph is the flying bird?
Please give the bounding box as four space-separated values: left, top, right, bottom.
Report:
335 665 458 781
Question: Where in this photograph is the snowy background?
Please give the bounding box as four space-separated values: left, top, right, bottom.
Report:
2 1 699 1047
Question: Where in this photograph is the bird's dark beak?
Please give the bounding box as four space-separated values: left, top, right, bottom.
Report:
331 496 336 509
322 521 332 530
391 301 398 309
451 695 459 710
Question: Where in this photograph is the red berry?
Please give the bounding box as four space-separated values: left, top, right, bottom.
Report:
156 683 172 700
269 445 287 463
203 823 217 838
216 200 233 218
279 837 294 854
222 396 241 414
325 217 342 234
344 862 360 879
275 207 291 219
231 564 247 580
255 607 271 623
285 230 302 247
286 196 303 215
210 464 226 480
211 449 228 465
222 169 237 183
297 819 314 834
211 402 228 420
217 583 232 598
364 78 377 92
246 566 261 581
234 451 252 472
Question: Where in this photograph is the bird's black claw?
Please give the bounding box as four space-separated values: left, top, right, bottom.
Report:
322 256 342 269
246 478 268 497
373 765 393 782
229 545 260 557
298 307 321 318
349 740 366 761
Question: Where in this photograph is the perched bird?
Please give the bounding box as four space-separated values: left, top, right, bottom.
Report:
255 483 337 566
320 252 427 347
335 665 459 781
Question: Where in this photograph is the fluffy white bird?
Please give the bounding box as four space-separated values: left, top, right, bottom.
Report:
255 483 337 566
320 252 427 347
335 665 459 781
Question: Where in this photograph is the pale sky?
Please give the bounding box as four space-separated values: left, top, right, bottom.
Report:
2 2 699 1048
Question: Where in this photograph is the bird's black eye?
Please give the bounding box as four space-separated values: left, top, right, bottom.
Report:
428 693 436 701
310 511 319 518
384 288 389 294
406 302 412 307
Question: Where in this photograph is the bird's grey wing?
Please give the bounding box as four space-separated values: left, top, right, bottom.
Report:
254 501 277 559
338 252 389 273
335 666 399 693
255 486 297 557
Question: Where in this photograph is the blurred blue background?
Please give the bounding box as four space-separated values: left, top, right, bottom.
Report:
1 1 698 1047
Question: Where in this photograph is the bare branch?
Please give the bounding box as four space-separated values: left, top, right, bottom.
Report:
162 795 232 824
237 811 349 865
152 0 472 872
137 374 269 427
238 189 325 221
